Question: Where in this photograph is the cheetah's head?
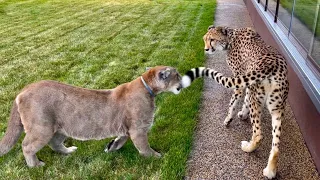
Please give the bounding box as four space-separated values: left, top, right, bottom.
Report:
203 26 231 54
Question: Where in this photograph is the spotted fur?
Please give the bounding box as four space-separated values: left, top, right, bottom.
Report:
182 26 289 179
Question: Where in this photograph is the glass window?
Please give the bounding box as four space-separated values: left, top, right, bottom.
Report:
270 0 294 29
290 0 318 52
266 0 320 68
310 2 320 66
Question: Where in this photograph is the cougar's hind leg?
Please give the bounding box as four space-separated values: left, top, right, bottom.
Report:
22 126 54 167
20 107 57 167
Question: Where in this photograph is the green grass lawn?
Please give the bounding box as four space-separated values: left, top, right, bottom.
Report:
0 0 216 179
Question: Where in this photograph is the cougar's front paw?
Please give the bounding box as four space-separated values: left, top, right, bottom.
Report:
140 149 161 158
27 160 45 168
153 151 162 158
38 161 45 167
66 146 78 154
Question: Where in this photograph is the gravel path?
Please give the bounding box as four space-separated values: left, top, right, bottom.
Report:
185 0 320 179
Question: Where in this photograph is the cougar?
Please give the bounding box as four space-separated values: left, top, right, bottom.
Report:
0 66 182 167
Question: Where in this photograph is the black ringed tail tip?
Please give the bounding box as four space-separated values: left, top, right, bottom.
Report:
195 67 200 78
106 139 115 150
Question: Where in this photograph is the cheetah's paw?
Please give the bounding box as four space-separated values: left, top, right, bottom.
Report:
223 116 233 126
237 111 248 120
241 141 256 153
263 166 276 179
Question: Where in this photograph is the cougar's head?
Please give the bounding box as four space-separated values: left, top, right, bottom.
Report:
144 66 182 95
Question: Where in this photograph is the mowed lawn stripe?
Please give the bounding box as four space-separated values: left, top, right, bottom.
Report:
1 3 173 92
0 3 154 66
84 3 199 88
0 1 97 37
63 9 177 86
0 0 216 179
0 0 99 33
0 4 152 83
64 5 188 87
0 3 139 61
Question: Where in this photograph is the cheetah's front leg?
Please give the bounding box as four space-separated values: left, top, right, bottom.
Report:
224 89 244 126
238 88 250 120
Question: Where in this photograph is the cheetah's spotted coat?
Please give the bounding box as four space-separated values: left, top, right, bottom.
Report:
182 26 289 179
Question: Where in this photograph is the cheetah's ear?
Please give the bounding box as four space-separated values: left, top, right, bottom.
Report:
221 26 228 35
208 25 215 30
217 26 232 36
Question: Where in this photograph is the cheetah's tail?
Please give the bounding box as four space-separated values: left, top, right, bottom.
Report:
181 67 274 89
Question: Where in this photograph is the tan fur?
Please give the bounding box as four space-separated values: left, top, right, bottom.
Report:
0 66 182 167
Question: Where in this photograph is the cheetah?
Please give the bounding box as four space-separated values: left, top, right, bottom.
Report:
182 26 289 179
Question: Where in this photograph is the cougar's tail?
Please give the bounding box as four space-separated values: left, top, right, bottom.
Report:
181 67 274 89
0 101 23 156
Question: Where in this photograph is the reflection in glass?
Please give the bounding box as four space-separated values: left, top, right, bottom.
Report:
266 0 320 67
270 0 294 29
290 0 318 52
311 1 320 66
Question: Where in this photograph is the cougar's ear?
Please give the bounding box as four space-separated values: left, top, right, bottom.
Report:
208 25 215 30
159 68 171 80
145 67 152 71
